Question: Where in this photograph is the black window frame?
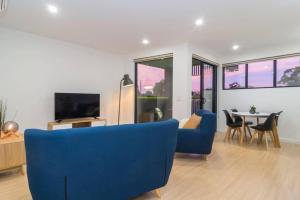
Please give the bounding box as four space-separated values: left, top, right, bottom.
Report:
134 57 174 123
222 55 300 90
222 64 247 90
192 58 218 114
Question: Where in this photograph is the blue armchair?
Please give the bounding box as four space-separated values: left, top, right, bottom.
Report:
176 110 217 156
25 119 179 200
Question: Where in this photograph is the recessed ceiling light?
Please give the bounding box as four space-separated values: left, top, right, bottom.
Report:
195 18 204 26
47 4 58 14
142 39 150 45
232 45 240 50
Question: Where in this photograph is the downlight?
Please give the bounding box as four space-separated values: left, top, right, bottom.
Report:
0 0 8 13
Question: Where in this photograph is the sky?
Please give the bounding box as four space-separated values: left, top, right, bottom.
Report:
137 64 165 94
192 66 213 92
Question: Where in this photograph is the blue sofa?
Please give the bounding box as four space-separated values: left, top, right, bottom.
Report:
24 119 179 200
176 110 217 155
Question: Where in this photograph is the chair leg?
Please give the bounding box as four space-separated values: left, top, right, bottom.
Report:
224 127 229 141
246 125 252 138
264 132 269 150
237 127 243 144
269 131 276 147
243 126 247 142
250 130 257 144
231 129 236 139
258 131 263 144
224 127 232 141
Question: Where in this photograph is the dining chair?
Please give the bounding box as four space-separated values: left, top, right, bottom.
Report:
223 110 243 142
231 108 253 139
275 111 283 126
257 111 283 127
250 113 277 149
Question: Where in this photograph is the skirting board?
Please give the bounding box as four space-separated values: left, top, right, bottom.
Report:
280 137 300 145
216 130 300 145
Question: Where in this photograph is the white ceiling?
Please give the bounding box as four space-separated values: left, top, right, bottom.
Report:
0 0 300 57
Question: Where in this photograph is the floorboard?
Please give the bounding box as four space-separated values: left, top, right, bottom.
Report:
1 134 299 200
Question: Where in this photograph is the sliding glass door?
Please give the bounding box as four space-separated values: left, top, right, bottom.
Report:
135 57 173 123
192 58 217 113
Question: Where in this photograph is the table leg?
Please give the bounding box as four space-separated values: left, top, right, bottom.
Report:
240 116 246 144
256 117 260 125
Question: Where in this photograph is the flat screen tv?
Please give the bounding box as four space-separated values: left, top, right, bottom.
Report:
55 93 100 121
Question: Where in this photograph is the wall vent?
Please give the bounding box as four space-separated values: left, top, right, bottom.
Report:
0 0 7 13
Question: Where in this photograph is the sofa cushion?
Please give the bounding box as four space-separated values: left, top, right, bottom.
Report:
183 114 202 129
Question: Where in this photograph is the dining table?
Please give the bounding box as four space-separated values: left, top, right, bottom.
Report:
231 112 281 148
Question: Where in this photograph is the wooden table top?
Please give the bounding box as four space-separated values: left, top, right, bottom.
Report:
0 133 24 144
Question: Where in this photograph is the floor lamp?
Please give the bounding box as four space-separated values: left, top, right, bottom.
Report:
118 74 134 125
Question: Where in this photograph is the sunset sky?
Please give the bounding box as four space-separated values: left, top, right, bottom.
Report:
138 64 214 93
192 69 213 92
137 64 165 94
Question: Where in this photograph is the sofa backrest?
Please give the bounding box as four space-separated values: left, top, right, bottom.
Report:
196 109 217 133
25 119 179 200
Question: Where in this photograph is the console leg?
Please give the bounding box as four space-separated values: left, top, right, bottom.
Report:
20 166 25 176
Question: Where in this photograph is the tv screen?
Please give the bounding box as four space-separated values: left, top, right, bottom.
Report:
55 93 100 120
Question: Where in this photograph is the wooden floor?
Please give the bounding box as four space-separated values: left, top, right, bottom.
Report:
1 134 300 200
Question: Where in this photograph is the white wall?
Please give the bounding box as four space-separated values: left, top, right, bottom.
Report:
0 28 124 131
2 27 298 144
218 45 300 144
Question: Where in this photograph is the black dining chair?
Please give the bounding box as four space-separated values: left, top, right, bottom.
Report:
275 111 283 126
250 113 277 149
231 108 253 139
223 110 243 142
257 111 283 126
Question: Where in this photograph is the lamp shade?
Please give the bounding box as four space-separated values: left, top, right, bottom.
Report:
122 74 133 87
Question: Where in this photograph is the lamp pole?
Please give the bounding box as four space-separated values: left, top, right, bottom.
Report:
118 78 124 125
118 74 134 125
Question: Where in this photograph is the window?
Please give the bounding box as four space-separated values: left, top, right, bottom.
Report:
135 57 173 123
248 60 274 88
192 58 217 113
224 64 246 89
223 54 300 90
192 64 201 113
277 56 300 87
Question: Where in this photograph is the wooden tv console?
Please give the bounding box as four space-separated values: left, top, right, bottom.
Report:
47 118 107 130
0 133 26 175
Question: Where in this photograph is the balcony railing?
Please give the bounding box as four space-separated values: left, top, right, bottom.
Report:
192 98 201 113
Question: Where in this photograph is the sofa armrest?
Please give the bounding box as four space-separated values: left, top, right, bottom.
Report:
176 128 215 154
178 128 212 139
